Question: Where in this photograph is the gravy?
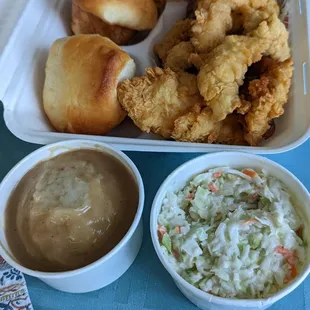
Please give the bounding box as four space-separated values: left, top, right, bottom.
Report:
5 149 139 272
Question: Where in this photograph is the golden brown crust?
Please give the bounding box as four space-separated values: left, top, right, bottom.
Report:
164 41 195 72
154 19 193 61
172 105 216 142
244 58 293 145
208 114 246 145
118 68 202 138
191 0 280 53
71 3 135 45
74 0 158 30
197 35 270 121
43 35 136 135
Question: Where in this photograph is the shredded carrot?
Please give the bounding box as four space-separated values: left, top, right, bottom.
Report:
275 246 297 265
212 172 223 179
284 263 297 283
296 226 303 238
242 169 257 178
275 246 296 257
275 246 298 281
208 182 218 192
243 218 259 225
175 226 181 234
157 225 167 241
290 264 297 279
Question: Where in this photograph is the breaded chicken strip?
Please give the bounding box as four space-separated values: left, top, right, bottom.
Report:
117 67 203 138
191 0 234 53
153 19 192 61
267 59 294 118
251 14 290 62
172 105 245 145
165 41 195 72
188 52 208 69
172 105 216 142
197 34 270 121
208 114 246 145
191 0 279 53
244 58 293 145
244 87 276 146
242 0 280 32
197 17 290 121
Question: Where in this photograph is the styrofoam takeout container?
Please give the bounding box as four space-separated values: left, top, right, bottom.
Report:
150 152 310 310
0 140 145 293
0 0 310 153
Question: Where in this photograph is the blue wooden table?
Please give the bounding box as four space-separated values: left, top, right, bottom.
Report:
1 104 310 310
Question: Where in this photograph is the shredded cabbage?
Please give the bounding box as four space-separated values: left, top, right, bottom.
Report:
158 167 306 299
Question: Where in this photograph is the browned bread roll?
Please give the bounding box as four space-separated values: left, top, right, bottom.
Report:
72 2 135 45
43 35 136 135
74 0 158 30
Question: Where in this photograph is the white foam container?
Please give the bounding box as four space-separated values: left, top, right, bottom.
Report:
150 152 310 310
0 0 310 153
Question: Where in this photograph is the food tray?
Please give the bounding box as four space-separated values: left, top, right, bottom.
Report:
0 0 310 153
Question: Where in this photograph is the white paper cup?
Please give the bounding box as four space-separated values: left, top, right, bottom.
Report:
0 140 144 293
150 152 310 310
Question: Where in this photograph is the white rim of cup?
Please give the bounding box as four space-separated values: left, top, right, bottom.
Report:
150 152 310 307
0 139 145 279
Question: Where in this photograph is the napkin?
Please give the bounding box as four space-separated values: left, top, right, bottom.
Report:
0 256 33 310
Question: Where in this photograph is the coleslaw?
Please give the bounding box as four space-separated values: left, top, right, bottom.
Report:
158 167 306 299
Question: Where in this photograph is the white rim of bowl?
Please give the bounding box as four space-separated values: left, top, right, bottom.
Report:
150 152 310 307
0 139 145 279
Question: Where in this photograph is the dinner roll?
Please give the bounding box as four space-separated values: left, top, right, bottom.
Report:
43 35 136 135
74 0 158 30
72 2 135 45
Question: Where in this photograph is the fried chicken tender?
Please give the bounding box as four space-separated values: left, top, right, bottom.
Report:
244 58 293 145
237 99 251 114
267 59 294 118
208 114 246 145
188 52 209 69
153 19 192 61
191 0 279 53
165 41 195 72
197 34 270 121
244 87 276 146
251 14 290 62
242 0 279 32
117 68 203 138
191 0 234 53
172 105 216 142
197 16 290 121
172 105 245 145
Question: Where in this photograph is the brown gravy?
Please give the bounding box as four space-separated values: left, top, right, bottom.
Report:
5 149 139 272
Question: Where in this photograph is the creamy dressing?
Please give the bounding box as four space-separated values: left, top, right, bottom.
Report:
158 167 306 298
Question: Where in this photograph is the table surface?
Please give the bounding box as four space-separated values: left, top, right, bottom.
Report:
1 104 310 310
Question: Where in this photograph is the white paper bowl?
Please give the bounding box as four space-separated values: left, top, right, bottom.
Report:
150 152 310 310
0 140 144 293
